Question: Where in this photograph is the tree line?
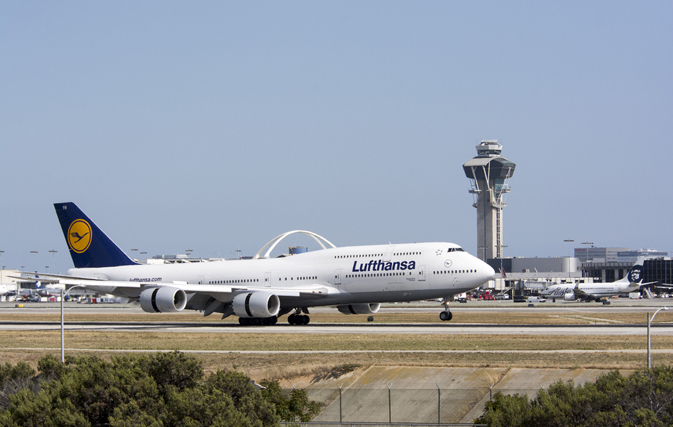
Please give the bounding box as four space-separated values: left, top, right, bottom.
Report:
0 351 319 426
4 351 672 426
476 366 673 426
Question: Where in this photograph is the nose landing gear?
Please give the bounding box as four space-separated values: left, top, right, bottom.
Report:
439 298 453 321
439 310 453 321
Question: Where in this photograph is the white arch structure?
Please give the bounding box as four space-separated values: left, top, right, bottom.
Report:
253 230 337 259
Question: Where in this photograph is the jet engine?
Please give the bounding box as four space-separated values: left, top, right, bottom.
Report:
337 303 381 315
232 291 280 318
563 292 576 301
139 286 187 313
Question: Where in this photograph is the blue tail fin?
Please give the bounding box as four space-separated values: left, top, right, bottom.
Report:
54 202 137 268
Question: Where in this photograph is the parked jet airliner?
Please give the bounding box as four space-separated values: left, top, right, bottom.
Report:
541 260 647 302
39 203 494 325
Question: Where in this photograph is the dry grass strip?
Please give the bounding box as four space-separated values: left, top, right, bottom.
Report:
2 330 671 351
1 349 670 383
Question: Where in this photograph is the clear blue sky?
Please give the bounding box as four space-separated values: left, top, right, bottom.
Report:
1 1 671 272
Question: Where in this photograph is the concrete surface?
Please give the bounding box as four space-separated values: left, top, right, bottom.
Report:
306 366 624 424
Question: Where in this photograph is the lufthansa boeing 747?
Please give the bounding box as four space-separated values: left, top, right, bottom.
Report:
36 203 494 325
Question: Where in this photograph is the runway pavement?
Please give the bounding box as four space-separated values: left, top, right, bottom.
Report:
2 320 673 335
1 299 672 335
2 297 671 313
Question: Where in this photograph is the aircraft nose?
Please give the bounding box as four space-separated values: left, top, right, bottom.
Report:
481 262 495 282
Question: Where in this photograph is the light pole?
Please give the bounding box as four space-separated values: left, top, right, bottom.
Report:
61 285 84 363
19 266 24 299
581 242 593 263
647 306 670 369
30 250 38 272
563 240 574 258
49 250 58 274
387 383 392 423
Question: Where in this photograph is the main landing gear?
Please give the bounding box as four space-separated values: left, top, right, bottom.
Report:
439 299 453 321
238 316 278 326
236 308 311 326
288 308 310 325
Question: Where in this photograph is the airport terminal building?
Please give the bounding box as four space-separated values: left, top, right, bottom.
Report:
486 248 671 295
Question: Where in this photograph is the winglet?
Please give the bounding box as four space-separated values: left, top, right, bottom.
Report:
54 202 137 268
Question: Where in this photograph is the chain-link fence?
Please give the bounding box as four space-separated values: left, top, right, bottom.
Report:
281 423 486 427
284 387 534 425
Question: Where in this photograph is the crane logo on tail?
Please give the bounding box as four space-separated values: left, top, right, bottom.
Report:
67 219 92 253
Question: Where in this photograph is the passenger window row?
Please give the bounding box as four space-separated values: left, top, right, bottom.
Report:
433 269 475 275
346 272 410 278
334 251 423 259
209 279 260 284
335 254 384 259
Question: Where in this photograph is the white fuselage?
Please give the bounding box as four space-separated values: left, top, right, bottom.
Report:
68 242 494 308
542 280 639 301
576 281 639 298
541 284 575 299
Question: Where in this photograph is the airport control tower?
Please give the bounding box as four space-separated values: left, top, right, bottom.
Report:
463 140 516 261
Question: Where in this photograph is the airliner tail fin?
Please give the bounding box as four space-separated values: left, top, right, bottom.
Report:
54 202 137 269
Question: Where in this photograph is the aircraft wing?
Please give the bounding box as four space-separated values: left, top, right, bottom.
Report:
174 283 340 300
10 272 340 301
12 272 111 282
573 284 592 300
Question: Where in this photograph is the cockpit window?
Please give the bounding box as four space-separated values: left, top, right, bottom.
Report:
447 247 464 252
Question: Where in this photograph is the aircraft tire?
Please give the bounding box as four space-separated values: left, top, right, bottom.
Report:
261 316 277 325
288 314 309 325
238 317 250 326
439 311 453 321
